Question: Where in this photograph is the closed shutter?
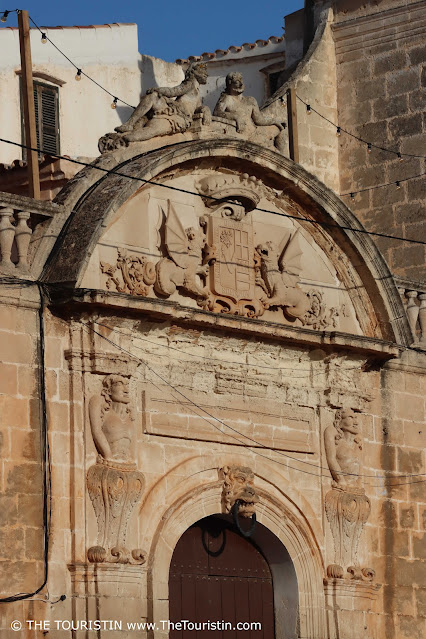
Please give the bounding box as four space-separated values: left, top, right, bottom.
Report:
22 80 60 158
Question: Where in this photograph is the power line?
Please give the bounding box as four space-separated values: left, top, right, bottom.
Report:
92 320 364 377
0 283 52 603
27 13 136 109
0 135 425 247
0 280 423 487
84 321 426 487
92 319 426 481
295 95 426 162
2 7 424 195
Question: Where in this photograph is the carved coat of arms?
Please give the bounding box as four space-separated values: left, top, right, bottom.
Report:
99 173 340 328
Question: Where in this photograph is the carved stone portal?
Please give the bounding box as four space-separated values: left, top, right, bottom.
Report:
87 375 146 564
324 408 374 580
221 465 259 518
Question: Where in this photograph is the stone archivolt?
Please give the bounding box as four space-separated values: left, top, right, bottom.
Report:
87 375 146 565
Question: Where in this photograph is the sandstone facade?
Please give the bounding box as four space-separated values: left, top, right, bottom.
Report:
0 2 424 639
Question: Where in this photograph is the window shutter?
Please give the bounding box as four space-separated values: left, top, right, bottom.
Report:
40 87 59 155
21 81 60 158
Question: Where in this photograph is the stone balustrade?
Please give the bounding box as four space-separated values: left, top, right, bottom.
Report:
0 206 32 274
0 192 59 277
397 283 426 345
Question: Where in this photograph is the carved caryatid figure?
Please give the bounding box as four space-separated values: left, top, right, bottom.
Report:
213 72 286 153
87 375 146 565
99 63 210 152
324 408 374 581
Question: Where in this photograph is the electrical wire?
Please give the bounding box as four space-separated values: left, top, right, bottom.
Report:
92 319 365 377
295 95 426 161
27 14 136 109
92 319 426 480
0 282 52 603
83 321 426 487
0 135 425 247
3 6 425 190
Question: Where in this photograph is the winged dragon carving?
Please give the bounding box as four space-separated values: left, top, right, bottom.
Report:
255 228 310 319
154 201 215 301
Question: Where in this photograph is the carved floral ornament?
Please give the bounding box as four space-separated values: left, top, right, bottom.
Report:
100 173 342 330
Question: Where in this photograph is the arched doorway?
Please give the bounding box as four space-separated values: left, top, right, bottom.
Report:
169 515 298 639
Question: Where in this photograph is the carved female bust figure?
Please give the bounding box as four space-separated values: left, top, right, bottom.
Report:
324 408 363 490
88 375 134 463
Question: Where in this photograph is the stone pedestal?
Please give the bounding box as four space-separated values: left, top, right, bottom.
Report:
324 578 381 639
65 563 148 638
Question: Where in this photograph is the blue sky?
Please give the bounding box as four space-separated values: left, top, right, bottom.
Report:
1 1 305 61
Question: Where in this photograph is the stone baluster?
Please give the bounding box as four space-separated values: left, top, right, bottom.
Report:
405 290 419 340
418 293 426 345
0 207 16 274
14 211 32 271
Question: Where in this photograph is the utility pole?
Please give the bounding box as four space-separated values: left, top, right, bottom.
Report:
18 9 40 199
286 87 299 163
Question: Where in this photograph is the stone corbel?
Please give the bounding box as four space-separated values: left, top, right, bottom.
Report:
220 465 259 518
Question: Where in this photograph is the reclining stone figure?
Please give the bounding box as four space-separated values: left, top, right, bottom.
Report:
99 63 211 152
213 72 286 153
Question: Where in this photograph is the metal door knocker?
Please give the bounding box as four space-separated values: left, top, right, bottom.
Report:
232 499 257 538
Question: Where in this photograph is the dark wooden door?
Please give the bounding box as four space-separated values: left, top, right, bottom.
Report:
169 516 274 639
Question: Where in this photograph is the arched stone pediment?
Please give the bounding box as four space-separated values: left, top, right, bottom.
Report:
42 138 409 347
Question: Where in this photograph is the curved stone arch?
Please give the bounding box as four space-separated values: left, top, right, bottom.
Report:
145 472 326 638
40 138 409 344
139 453 324 549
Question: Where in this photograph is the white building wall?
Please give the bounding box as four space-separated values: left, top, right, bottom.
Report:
0 24 183 164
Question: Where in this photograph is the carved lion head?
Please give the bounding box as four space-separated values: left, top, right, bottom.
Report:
221 465 259 518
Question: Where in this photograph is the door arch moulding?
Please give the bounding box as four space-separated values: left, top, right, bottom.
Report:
143 454 327 639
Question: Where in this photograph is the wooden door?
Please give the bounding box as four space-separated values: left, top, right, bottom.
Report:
169 516 274 639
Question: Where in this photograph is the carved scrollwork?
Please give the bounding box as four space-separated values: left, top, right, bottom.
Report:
101 249 156 296
301 290 340 330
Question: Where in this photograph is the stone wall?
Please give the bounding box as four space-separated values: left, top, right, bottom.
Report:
0 288 44 609
333 0 426 283
362 352 426 639
265 7 341 192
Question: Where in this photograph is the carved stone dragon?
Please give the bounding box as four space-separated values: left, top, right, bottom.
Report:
155 200 214 301
255 228 310 319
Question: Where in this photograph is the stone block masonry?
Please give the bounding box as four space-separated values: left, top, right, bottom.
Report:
333 0 426 282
